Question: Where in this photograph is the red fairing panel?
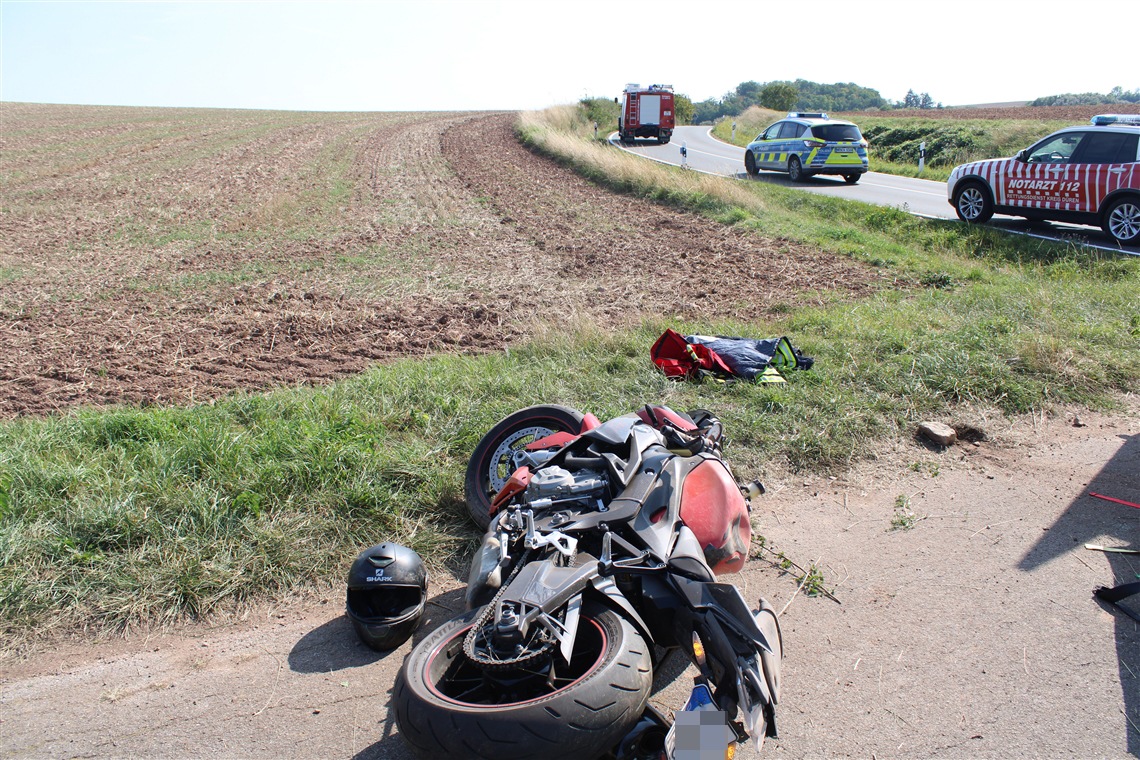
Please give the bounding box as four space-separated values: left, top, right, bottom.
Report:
679 459 751 575
490 466 530 516
525 414 602 452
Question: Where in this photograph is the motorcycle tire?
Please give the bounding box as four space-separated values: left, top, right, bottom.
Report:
464 404 584 530
394 603 652 760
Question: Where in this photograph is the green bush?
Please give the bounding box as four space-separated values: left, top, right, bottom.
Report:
579 97 620 132
858 117 1069 168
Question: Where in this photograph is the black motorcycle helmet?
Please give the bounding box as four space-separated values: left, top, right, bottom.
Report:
346 542 427 651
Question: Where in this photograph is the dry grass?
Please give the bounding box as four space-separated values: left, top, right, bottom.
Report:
517 109 768 217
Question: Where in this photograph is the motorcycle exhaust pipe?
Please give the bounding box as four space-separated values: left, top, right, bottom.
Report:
608 704 670 760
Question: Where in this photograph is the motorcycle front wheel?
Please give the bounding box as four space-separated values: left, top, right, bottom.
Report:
393 603 652 760
464 404 584 530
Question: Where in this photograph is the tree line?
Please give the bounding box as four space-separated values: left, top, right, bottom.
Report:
690 80 941 123
1030 87 1140 106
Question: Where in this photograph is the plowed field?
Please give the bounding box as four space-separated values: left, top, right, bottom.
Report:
1 105 881 418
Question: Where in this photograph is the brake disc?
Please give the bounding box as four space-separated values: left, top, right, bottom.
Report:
487 426 554 492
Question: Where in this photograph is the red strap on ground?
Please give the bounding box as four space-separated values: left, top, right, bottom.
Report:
1089 492 1140 510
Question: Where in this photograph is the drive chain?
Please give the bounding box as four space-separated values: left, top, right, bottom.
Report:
462 547 559 670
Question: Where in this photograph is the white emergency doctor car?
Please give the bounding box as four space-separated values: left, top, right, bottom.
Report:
947 114 1140 245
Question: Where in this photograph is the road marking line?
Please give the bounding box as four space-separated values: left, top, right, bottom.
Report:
860 180 945 197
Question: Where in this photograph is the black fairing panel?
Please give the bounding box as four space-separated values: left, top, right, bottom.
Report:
630 454 707 562
577 414 641 446
500 554 600 612
548 418 664 488
667 526 716 581
671 575 775 654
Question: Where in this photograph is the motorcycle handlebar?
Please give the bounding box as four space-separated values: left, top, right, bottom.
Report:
662 427 709 456
702 420 723 445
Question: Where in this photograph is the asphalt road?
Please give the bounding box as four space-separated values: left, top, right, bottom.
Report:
613 126 1140 256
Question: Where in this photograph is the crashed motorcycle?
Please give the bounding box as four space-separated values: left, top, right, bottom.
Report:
393 405 782 759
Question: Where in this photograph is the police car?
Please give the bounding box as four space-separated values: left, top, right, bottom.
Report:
744 113 868 184
948 114 1140 245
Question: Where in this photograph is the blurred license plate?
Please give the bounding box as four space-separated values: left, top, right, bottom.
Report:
835 147 854 153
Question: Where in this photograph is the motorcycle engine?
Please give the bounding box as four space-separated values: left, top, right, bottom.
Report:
523 465 608 512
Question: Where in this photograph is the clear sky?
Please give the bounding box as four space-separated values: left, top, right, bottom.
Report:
1 0 1136 112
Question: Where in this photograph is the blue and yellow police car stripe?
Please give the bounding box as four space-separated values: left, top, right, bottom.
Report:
756 143 866 168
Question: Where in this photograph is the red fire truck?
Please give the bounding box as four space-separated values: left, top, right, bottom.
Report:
618 84 675 145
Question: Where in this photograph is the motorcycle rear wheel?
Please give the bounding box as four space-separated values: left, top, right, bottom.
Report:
394 604 652 760
464 404 585 530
